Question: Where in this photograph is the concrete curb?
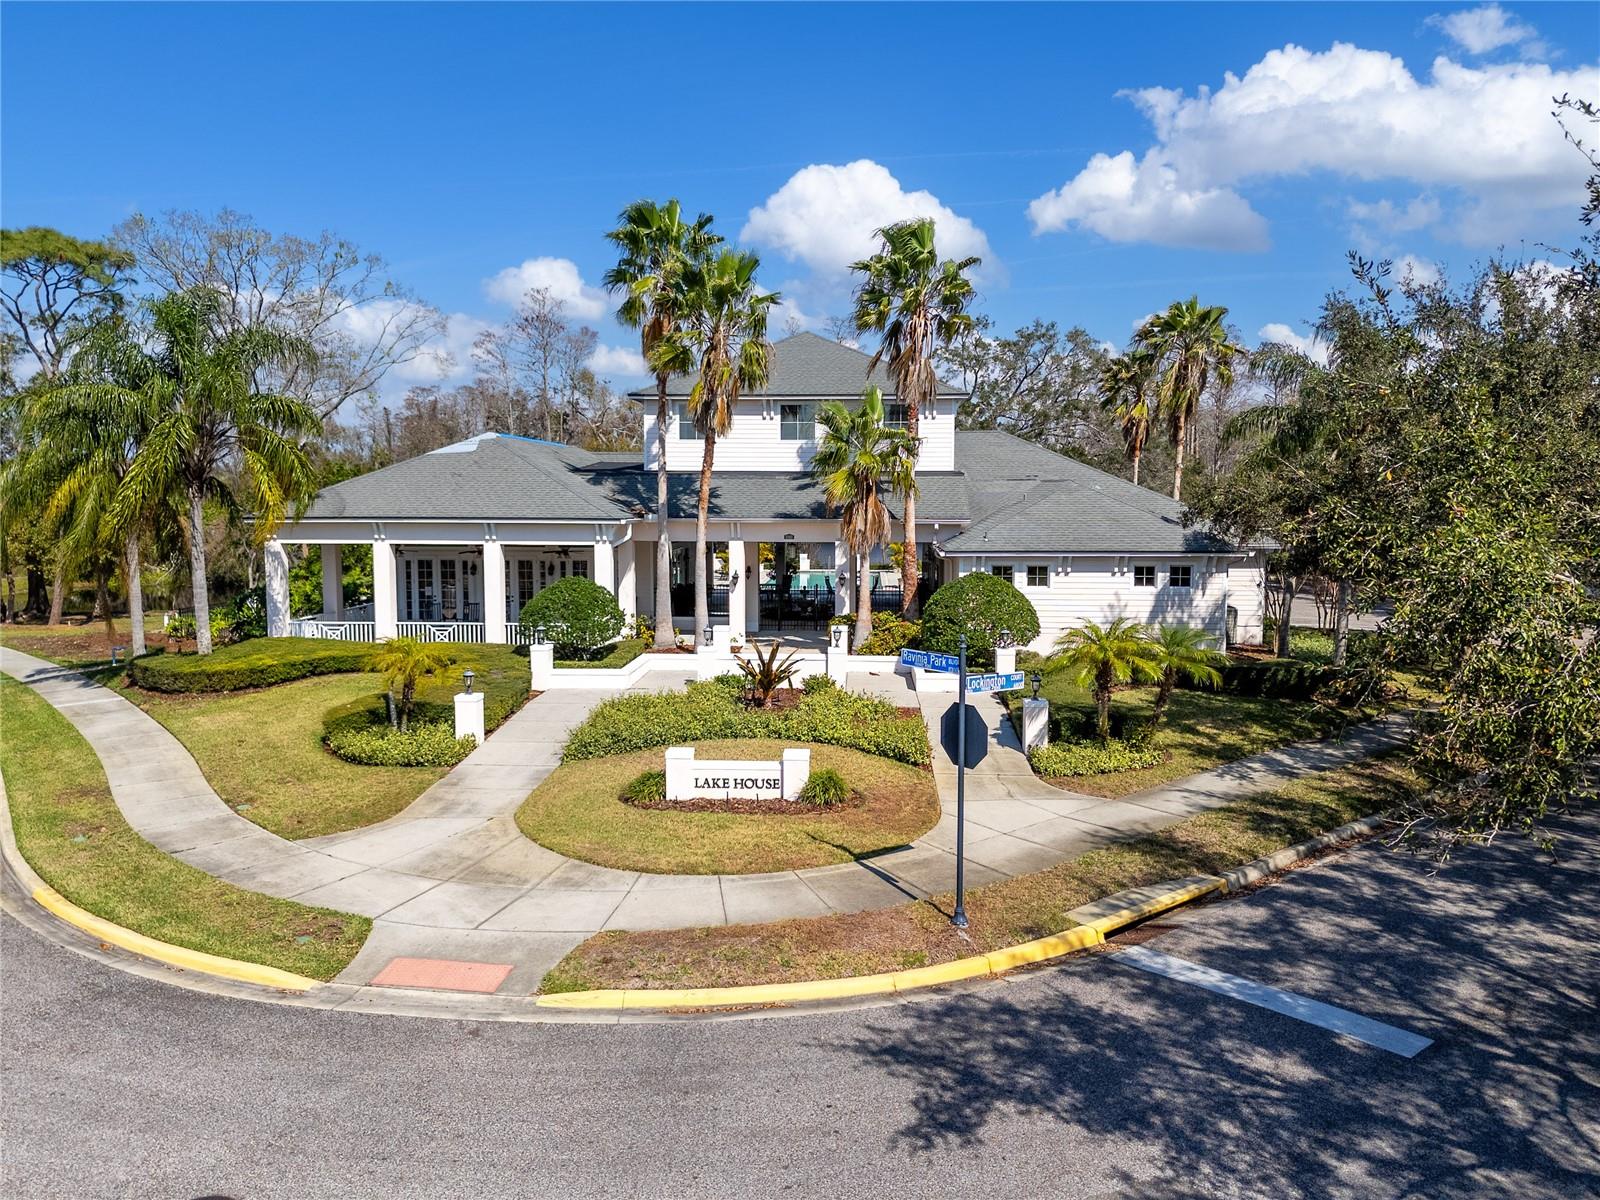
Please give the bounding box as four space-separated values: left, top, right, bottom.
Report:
0 763 322 995
536 814 1392 1011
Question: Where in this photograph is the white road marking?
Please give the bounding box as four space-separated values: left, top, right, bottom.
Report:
1114 945 1434 1058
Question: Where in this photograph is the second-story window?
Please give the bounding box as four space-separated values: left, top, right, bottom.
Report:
674 401 699 440
780 402 816 441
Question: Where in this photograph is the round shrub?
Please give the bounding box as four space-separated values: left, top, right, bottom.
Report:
919 573 1041 665
798 766 849 807
621 769 667 805
518 577 624 659
325 721 476 767
801 673 836 695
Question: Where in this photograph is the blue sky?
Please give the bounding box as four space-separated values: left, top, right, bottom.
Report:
3 1 1596 396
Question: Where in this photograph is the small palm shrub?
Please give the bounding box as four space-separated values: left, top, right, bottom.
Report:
369 637 456 731
621 769 668 805
798 767 849 807
920 574 1040 668
518 577 625 659
736 639 802 708
1048 618 1161 743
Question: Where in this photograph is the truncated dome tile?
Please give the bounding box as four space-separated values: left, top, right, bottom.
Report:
369 956 513 994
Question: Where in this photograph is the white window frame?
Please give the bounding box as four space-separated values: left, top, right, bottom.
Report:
1133 564 1157 588
1169 564 1193 589
674 401 699 441
1026 565 1049 589
779 402 816 442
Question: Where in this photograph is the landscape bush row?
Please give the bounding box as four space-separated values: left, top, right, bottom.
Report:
129 637 373 692
563 679 931 767
1028 739 1165 778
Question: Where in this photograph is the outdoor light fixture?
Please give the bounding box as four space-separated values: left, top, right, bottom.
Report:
1030 671 1042 700
533 625 547 646
702 626 714 647
830 624 845 650
111 645 126 666
463 668 476 695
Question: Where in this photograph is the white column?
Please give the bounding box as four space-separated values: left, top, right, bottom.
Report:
319 543 343 619
834 539 851 616
727 539 748 639
264 538 290 637
373 538 398 639
593 536 616 599
744 542 761 633
616 539 637 622
482 538 507 644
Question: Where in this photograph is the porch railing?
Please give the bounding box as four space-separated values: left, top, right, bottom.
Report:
397 620 486 644
288 618 377 642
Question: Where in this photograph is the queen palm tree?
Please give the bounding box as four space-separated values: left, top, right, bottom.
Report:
603 200 721 649
811 387 917 650
1135 297 1245 501
1146 624 1227 727
1099 349 1156 487
107 288 319 654
850 218 980 615
368 636 454 732
652 250 780 646
1048 617 1161 744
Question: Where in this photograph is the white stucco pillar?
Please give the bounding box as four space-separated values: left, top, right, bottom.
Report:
745 542 761 633
264 538 290 637
834 539 851 616
594 537 616 601
319 543 343 619
727 540 748 639
482 537 507 644
617 539 638 622
373 538 398 640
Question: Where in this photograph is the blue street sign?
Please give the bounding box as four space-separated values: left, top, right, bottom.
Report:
899 648 961 673
965 671 1026 694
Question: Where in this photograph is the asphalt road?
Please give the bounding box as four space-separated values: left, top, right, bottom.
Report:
4 812 1596 1200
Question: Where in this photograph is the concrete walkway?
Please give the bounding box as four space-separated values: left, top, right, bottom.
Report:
1 646 1408 992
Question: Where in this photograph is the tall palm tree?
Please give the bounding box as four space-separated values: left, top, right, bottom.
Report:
1134 297 1245 501
811 387 917 650
850 218 980 615
5 319 167 655
1145 624 1226 727
1048 617 1161 743
603 200 721 649
107 288 319 654
652 250 780 646
1099 349 1156 487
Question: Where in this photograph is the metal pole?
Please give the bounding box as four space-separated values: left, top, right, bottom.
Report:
953 632 969 928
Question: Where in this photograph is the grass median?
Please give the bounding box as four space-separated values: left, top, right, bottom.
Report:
540 755 1422 993
0 675 369 980
517 739 941 875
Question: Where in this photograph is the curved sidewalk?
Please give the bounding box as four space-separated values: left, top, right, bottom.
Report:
0 646 1409 990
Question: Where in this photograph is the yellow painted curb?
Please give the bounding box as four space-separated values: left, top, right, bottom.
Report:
1076 876 1228 936
31 885 321 993
984 924 1104 972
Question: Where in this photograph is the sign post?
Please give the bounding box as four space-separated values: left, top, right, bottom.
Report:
953 632 969 929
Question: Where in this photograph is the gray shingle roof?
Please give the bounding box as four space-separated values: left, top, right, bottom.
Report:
940 430 1230 555
626 331 964 401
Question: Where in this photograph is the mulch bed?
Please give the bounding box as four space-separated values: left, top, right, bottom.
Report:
622 793 858 815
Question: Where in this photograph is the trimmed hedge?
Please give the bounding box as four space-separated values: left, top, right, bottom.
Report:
1207 658 1343 700
555 638 649 670
325 721 477 767
129 638 373 693
562 681 932 767
1029 739 1164 777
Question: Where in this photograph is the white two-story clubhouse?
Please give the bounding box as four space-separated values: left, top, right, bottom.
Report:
268 332 1267 652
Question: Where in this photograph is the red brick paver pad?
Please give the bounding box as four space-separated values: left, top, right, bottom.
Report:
369 957 514 994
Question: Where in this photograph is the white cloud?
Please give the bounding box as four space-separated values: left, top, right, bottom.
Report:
1347 195 1442 234
1031 42 1592 249
1426 4 1540 55
1396 254 1442 286
741 160 995 277
483 257 608 320
587 343 647 378
1027 150 1269 251
1258 322 1331 365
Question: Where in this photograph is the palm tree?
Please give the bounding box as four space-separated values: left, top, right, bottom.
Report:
811 387 917 650
1099 350 1156 487
1134 297 1244 501
107 288 319 654
368 636 454 731
1048 618 1161 743
850 218 980 615
603 200 721 650
1145 624 1227 727
651 249 779 646
5 320 166 655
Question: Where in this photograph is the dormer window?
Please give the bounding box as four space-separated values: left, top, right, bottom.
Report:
674 401 699 440
780 402 816 441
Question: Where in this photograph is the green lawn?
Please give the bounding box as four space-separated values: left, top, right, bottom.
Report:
516 739 942 875
0 613 169 669
542 754 1421 992
0 675 369 980
118 673 446 839
1008 680 1384 797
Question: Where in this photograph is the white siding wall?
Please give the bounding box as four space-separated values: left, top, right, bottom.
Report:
642 394 957 474
1227 555 1267 645
953 556 1230 653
